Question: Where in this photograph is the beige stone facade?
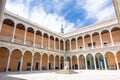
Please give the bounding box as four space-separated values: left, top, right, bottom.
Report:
0 0 120 72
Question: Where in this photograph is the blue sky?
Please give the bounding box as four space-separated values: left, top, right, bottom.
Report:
5 0 116 33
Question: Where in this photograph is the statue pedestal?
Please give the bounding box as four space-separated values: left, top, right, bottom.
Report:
56 60 77 74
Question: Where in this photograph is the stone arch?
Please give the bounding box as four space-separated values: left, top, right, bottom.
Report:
95 53 105 70
111 27 120 44
55 55 59 69
86 54 95 70
101 30 111 46
79 55 86 69
60 56 64 69
36 30 42 47
33 52 41 70
84 34 91 49
43 33 48 49
72 55 78 69
14 23 25 44
49 54 54 70
50 36 54 50
116 50 120 69
77 36 83 50
60 39 64 51
105 52 116 70
55 38 59 50
65 39 70 51
0 47 10 72
22 51 32 71
9 49 22 71
71 38 76 51
26 27 34 45
42 53 48 70
0 19 15 41
92 32 100 48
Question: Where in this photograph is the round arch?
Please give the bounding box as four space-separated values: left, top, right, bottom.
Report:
95 53 105 70
49 54 54 70
72 55 78 69
79 55 86 69
86 54 95 70
105 52 116 70
42 53 48 70
0 47 10 72
9 49 22 71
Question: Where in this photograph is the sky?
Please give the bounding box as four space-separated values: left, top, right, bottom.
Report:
5 0 116 33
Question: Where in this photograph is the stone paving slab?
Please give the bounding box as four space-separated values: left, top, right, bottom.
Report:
0 70 120 80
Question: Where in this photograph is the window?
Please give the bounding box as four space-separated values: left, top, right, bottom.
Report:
88 43 92 47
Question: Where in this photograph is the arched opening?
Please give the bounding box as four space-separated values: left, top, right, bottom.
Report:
0 47 9 72
79 55 86 69
50 36 54 50
65 39 70 52
35 30 42 47
55 55 59 69
49 54 54 70
9 49 22 71
55 38 59 51
84 34 91 49
22 51 32 71
66 56 71 69
14 23 25 44
60 56 64 69
116 51 120 69
72 55 78 69
60 39 64 51
26 27 34 46
86 54 95 70
43 33 48 49
111 27 120 45
95 53 105 70
0 19 14 41
71 38 76 51
33 52 40 70
101 30 111 46
77 36 83 50
105 52 116 70
42 53 48 70
92 32 100 48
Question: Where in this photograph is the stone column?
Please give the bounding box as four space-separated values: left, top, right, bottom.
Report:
31 56 34 71
20 55 23 71
59 56 61 70
99 32 103 48
6 52 11 72
64 40 66 52
33 31 36 46
76 37 78 51
24 28 27 44
40 55 42 70
11 23 16 42
82 36 85 50
93 55 97 70
77 56 80 69
47 58 49 70
85 57 87 70
54 56 55 70
115 55 119 70
109 30 114 46
103 56 107 70
71 57 72 70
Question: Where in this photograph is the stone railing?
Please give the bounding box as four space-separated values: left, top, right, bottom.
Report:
0 35 12 42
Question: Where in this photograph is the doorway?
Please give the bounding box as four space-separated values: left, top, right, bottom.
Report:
17 61 21 71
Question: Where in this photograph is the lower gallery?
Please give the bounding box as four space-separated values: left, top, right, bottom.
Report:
0 1 120 73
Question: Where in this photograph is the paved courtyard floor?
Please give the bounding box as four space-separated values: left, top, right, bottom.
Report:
0 70 120 80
